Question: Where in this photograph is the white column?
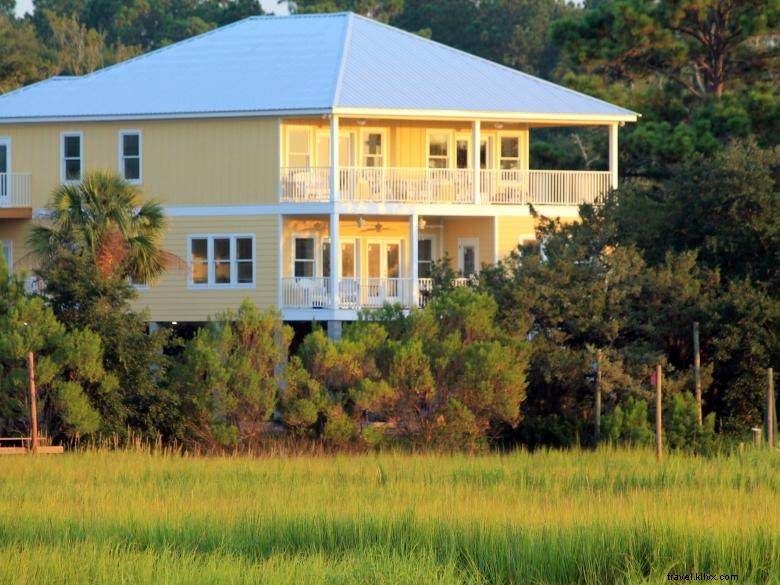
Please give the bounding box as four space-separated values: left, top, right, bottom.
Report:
330 115 340 202
329 212 339 309
493 216 499 264
410 213 419 308
472 120 481 204
608 123 619 190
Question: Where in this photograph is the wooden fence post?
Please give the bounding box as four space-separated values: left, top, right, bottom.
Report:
693 322 702 427
656 364 662 464
594 350 602 446
27 351 38 455
766 368 777 447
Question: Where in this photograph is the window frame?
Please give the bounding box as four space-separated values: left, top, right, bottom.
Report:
292 233 318 279
187 233 255 289
417 236 436 279
498 132 523 170
426 129 453 169
118 130 142 184
360 128 387 168
285 126 313 168
60 131 83 184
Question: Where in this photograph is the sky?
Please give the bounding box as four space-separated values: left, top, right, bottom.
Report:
15 0 289 18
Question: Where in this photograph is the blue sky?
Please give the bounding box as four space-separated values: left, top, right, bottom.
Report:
15 0 288 17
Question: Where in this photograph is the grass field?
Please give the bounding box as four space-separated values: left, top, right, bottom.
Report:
0 448 778 584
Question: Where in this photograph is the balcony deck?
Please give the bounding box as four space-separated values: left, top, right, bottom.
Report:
0 173 32 218
281 167 610 206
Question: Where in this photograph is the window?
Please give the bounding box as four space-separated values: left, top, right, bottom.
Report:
294 237 315 277
287 128 311 167
2 240 11 272
61 132 83 182
362 132 384 167
456 138 470 169
428 132 450 168
188 235 254 287
119 131 141 183
500 135 522 170
418 239 434 278
322 240 357 278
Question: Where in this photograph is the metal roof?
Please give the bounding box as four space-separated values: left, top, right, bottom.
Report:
0 12 638 122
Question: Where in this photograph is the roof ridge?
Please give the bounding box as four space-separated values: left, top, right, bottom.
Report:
331 13 354 107
349 13 638 116
0 75 79 100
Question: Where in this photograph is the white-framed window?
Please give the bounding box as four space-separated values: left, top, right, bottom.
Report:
287 127 311 167
316 131 356 167
418 237 435 278
361 129 385 167
2 240 11 272
322 239 358 278
427 131 451 169
458 237 480 276
118 130 142 183
293 236 316 277
61 131 83 183
499 134 522 170
188 234 255 288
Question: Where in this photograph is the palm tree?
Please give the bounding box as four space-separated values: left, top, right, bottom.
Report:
28 170 175 283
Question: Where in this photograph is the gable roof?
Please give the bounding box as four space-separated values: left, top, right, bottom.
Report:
0 13 638 123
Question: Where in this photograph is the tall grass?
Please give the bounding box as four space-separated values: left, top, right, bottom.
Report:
1 447 778 584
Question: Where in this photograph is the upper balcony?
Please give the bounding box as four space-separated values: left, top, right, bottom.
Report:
0 173 32 218
278 117 619 208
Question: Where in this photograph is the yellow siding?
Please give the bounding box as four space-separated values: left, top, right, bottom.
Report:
497 216 537 260
442 217 495 268
0 219 35 272
0 118 279 208
133 215 278 322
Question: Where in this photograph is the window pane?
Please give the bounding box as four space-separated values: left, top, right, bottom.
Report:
428 158 448 169
341 242 355 278
418 240 432 261
191 238 207 261
463 246 476 275
322 242 330 278
294 261 313 278
429 134 448 157
289 129 310 153
386 244 399 279
418 261 432 278
0 146 7 172
236 238 252 261
123 134 140 157
192 262 208 284
456 139 469 169
215 261 230 284
364 133 382 155
295 238 314 261
501 136 519 158
237 262 253 284
367 243 380 278
64 135 80 158
214 238 230 261
65 159 81 181
124 157 140 180
500 159 520 170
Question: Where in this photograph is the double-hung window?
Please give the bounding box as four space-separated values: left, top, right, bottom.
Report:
61 132 83 183
362 132 384 167
287 128 311 167
294 237 315 277
418 239 434 278
189 234 254 287
119 131 142 183
428 132 450 169
500 135 522 170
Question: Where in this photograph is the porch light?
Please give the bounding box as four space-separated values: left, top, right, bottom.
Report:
356 119 367 126
494 122 504 129
419 217 427 230
356 216 365 228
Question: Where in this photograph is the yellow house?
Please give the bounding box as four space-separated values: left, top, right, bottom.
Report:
0 13 638 336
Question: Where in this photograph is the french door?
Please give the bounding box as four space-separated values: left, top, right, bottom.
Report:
366 239 403 305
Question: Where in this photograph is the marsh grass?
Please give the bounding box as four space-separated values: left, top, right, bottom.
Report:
1 447 778 584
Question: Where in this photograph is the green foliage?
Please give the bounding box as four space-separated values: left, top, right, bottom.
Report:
602 398 654 447
174 301 291 449
664 392 717 453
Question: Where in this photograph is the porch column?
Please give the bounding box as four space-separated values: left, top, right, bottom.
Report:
608 123 619 190
329 212 340 309
410 213 419 308
330 115 340 202
472 120 481 204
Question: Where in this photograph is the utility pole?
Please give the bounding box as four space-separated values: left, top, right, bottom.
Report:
655 365 662 464
693 322 702 427
594 350 602 446
27 351 38 455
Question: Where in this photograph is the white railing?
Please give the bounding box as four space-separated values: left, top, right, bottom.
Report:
481 169 610 205
281 277 330 309
280 167 330 202
283 277 477 310
340 167 474 204
0 173 32 208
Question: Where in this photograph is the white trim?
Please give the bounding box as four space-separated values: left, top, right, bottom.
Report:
0 136 11 174
2 239 12 272
285 125 313 168
609 123 619 190
315 128 357 167
187 233 256 289
493 217 499 264
334 108 639 124
60 130 83 184
277 214 283 308
118 129 142 184
497 131 524 170
426 128 454 169
291 231 320 278
457 237 480 275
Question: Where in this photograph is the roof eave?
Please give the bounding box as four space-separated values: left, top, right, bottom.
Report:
332 107 639 124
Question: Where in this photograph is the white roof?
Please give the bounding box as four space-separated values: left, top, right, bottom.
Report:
0 13 638 122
